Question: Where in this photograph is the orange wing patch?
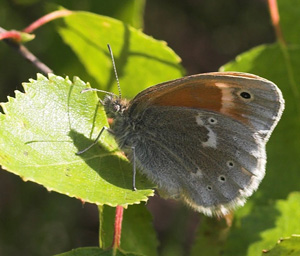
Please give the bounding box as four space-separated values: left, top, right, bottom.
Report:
148 80 249 125
151 81 222 111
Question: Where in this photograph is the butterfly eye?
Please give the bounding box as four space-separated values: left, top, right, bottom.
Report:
114 104 121 112
226 160 235 168
206 185 212 191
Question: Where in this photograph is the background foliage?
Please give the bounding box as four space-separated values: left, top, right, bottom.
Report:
0 0 299 256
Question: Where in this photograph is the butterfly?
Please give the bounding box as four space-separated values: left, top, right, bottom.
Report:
79 47 284 217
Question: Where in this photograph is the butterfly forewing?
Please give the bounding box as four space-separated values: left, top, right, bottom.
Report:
130 72 284 141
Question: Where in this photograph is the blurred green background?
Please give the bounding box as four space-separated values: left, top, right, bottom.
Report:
0 0 275 255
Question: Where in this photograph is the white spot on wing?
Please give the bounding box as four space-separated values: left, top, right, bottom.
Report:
195 114 217 148
191 168 203 179
195 114 204 126
202 127 217 148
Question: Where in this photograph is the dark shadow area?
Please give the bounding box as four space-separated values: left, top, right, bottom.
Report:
0 169 99 256
69 129 152 190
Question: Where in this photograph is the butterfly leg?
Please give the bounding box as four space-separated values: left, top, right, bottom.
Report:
76 126 109 155
132 146 137 191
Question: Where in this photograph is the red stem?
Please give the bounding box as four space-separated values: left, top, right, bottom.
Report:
112 206 124 249
268 0 285 45
23 9 73 33
0 10 72 74
0 30 21 41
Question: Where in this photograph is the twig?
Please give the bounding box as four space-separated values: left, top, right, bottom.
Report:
0 27 52 75
268 0 300 111
0 30 22 41
0 10 73 75
268 0 285 45
23 10 73 33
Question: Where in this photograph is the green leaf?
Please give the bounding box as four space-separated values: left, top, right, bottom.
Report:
57 11 184 98
129 0 146 29
93 0 146 29
228 193 300 256
0 74 154 207
248 193 300 255
55 247 141 256
261 235 300 256
193 193 300 256
100 205 158 256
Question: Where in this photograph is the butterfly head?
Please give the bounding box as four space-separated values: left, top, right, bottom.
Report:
103 95 129 119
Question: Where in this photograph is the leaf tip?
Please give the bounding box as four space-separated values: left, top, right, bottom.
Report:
36 73 48 80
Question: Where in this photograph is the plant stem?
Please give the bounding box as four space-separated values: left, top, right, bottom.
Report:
23 10 73 33
0 10 73 75
0 30 21 41
268 0 300 111
268 0 285 46
112 206 124 253
0 27 53 75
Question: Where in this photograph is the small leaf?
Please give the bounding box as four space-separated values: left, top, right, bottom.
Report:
261 235 300 256
0 74 154 207
20 31 35 43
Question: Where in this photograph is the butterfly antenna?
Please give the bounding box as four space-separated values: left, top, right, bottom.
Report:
107 44 122 99
80 88 116 96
